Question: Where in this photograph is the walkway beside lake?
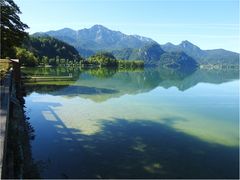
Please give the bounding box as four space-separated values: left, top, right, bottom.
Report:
0 72 12 178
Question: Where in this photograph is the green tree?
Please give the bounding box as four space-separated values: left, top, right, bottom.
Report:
42 56 48 65
0 0 28 58
88 52 117 67
15 47 38 67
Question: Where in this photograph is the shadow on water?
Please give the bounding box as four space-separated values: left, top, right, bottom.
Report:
27 100 239 179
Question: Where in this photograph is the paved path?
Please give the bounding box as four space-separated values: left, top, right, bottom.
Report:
0 73 11 178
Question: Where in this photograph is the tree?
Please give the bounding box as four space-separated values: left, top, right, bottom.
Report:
0 0 29 58
15 47 38 67
88 52 117 67
42 56 48 65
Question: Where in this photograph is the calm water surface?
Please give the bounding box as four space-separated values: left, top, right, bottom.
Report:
23 67 239 178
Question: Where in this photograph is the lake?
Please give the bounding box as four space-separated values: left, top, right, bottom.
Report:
22 67 239 178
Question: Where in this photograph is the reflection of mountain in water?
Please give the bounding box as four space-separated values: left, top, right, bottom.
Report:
23 67 239 102
158 68 239 91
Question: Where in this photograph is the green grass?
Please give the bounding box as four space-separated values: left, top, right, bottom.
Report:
0 59 11 80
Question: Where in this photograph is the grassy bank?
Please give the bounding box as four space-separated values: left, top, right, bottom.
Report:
0 59 11 82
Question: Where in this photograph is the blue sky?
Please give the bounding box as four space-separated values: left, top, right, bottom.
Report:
15 0 239 52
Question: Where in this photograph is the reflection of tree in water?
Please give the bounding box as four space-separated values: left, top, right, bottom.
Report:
23 67 239 100
22 66 82 79
86 67 117 78
28 100 239 178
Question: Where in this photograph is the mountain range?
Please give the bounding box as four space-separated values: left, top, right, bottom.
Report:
33 25 239 66
161 41 239 65
33 25 155 57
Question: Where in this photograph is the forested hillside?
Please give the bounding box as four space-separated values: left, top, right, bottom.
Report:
16 36 82 66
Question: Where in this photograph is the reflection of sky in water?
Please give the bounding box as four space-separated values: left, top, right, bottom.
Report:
24 69 239 178
26 80 239 147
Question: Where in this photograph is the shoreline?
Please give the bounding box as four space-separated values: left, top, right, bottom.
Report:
2 71 40 178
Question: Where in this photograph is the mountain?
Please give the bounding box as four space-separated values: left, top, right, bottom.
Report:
161 40 239 65
112 43 198 69
162 41 206 60
33 25 239 66
159 52 198 71
113 43 165 66
33 25 156 57
203 49 239 64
